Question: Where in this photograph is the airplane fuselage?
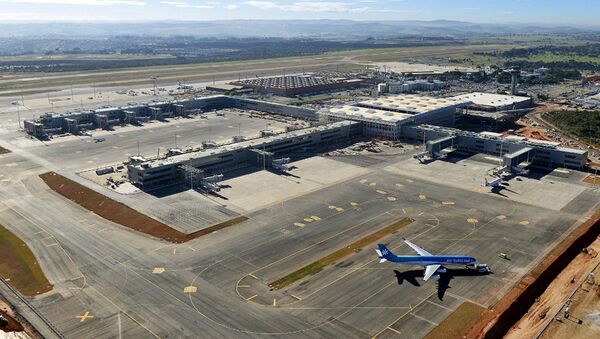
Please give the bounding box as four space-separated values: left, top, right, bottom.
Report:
385 255 476 266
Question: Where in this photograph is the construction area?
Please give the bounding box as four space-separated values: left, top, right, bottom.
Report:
1 81 600 339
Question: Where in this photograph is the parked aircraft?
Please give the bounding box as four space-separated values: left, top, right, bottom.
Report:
482 176 503 187
199 174 224 193
177 81 194 90
272 157 291 172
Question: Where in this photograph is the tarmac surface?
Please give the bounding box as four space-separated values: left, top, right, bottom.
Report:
0 119 599 338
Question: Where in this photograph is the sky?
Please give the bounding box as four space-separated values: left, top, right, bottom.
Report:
0 0 598 25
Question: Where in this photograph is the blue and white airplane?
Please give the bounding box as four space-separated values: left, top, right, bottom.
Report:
376 239 488 281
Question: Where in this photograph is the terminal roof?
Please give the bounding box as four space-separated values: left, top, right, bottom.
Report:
132 120 358 169
452 92 531 108
325 105 413 123
358 94 468 114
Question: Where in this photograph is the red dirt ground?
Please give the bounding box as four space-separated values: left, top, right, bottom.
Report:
40 172 247 243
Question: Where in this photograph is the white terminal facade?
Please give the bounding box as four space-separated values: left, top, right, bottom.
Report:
452 92 533 112
321 94 471 139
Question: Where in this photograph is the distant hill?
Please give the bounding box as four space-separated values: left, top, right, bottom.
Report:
0 20 594 39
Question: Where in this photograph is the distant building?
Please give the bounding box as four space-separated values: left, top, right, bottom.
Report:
231 74 363 96
377 80 445 94
585 75 600 85
205 84 252 94
574 92 600 108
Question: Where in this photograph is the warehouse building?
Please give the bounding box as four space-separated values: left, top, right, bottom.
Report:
320 94 470 139
128 120 361 189
231 74 363 96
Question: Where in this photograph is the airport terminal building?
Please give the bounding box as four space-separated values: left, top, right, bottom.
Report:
320 94 471 139
408 125 588 169
128 121 361 189
453 92 534 124
23 95 318 139
27 91 589 190
453 92 533 112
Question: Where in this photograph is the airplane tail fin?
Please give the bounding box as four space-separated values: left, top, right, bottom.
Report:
375 244 395 263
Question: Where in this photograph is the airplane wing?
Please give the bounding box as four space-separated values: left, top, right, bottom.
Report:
423 264 441 281
404 239 432 256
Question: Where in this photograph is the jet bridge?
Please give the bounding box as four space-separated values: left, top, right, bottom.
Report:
502 147 532 175
250 149 274 170
172 104 188 117
426 135 456 158
178 164 204 189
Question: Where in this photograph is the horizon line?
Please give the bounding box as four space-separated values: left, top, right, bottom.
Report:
0 18 598 29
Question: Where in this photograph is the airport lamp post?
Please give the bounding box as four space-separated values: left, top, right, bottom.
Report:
151 76 159 96
16 104 21 129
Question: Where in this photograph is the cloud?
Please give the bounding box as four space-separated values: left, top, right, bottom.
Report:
243 1 414 14
0 0 146 5
160 1 216 8
349 7 417 14
0 11 123 20
243 1 350 12
225 3 237 9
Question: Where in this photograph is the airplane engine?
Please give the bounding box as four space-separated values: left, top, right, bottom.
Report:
431 274 441 281
436 268 447 273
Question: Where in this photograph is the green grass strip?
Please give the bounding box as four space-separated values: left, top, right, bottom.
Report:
269 217 414 290
0 224 52 296
425 302 486 339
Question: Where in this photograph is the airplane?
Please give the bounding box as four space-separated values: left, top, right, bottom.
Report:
203 174 223 183
272 157 291 172
376 239 489 281
177 81 194 90
482 176 503 187
198 174 224 193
